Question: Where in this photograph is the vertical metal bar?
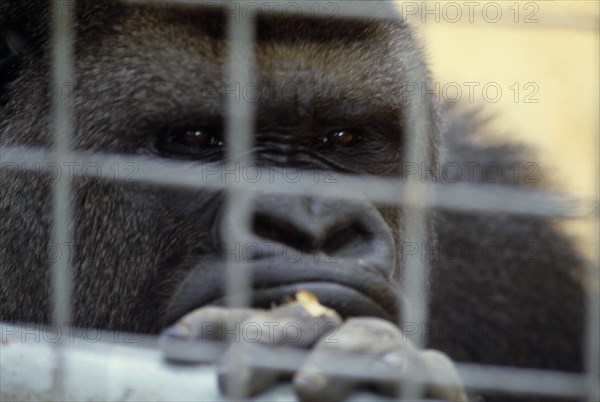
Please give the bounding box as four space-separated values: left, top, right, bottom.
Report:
222 2 256 396
585 259 600 402
49 0 76 398
398 28 434 340
396 3 434 399
223 1 255 312
585 95 600 401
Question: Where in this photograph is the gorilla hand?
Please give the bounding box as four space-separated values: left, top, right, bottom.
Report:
161 291 467 402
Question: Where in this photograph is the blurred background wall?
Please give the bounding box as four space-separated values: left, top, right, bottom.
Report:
403 0 599 257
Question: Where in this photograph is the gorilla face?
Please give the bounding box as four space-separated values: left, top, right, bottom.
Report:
1 3 429 333
2 3 585 387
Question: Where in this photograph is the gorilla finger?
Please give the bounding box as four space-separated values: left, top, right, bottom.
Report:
216 294 342 398
160 306 257 362
294 365 356 402
253 291 342 347
319 317 409 353
371 349 467 402
293 318 403 402
420 350 468 402
217 342 285 397
371 347 426 396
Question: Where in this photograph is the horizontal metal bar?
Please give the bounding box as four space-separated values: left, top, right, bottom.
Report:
0 323 588 400
1 145 594 219
124 0 402 20
122 0 600 31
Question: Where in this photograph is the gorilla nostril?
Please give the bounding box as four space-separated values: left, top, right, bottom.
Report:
322 224 371 256
252 209 375 257
252 212 315 253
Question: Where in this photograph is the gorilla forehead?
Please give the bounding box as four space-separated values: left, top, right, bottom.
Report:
74 3 415 133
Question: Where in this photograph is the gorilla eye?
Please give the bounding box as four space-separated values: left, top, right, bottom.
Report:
175 127 222 147
323 129 362 148
156 125 224 158
167 126 223 147
182 129 212 146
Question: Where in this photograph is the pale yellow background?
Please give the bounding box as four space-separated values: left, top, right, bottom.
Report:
403 1 599 256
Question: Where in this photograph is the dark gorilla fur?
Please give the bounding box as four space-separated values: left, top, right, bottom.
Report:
0 0 585 399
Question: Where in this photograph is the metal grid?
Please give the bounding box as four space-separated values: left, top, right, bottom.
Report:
1 1 598 401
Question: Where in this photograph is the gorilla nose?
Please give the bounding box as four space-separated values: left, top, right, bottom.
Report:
249 195 395 272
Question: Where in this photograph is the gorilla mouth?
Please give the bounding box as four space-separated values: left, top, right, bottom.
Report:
164 260 400 326
209 282 394 320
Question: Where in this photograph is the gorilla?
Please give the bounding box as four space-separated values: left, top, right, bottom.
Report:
0 1 586 401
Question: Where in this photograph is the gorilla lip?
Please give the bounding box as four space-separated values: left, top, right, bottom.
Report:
164 260 400 326
209 282 394 321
